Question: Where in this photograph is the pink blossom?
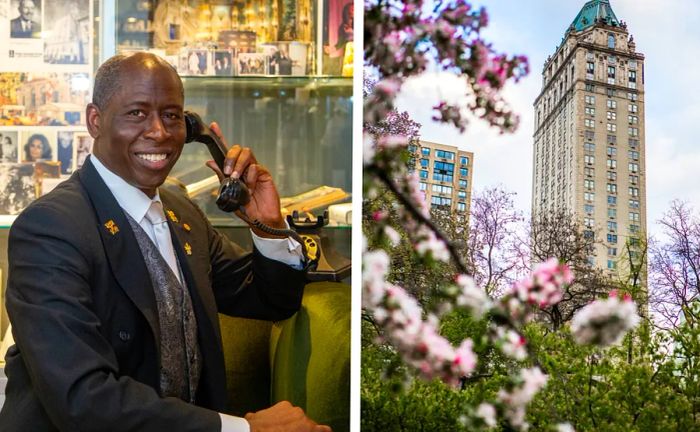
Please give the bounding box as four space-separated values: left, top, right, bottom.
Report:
571 293 641 346
384 226 401 246
476 403 497 427
414 227 450 262
455 274 491 318
496 327 527 361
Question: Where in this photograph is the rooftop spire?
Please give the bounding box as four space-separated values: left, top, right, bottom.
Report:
569 0 620 32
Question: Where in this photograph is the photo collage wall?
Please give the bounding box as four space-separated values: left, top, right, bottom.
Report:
0 0 93 214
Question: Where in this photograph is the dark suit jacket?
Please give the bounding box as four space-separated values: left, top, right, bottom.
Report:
10 17 41 38
0 159 306 431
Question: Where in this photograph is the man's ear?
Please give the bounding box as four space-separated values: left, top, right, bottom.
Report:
86 103 101 139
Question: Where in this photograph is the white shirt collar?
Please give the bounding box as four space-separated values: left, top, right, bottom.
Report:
89 154 160 224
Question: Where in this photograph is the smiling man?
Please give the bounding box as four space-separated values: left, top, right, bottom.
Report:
0 53 330 432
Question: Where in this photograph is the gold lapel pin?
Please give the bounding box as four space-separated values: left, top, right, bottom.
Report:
104 220 119 235
183 223 191 232
166 210 178 223
184 242 192 255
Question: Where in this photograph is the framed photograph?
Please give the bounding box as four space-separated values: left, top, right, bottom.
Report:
74 132 92 170
0 72 90 126
57 130 74 174
43 0 90 64
262 42 309 76
9 0 43 39
0 163 36 214
237 53 268 76
213 50 233 76
19 129 56 163
0 131 19 163
179 49 209 76
322 0 353 74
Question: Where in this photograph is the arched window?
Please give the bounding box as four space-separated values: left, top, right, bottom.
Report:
608 33 615 49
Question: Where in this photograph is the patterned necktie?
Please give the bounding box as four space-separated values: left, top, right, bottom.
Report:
144 201 180 283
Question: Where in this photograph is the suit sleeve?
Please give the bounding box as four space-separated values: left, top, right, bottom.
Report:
5 203 221 432
191 203 306 321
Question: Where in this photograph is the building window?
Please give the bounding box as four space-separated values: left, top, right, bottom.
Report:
629 139 639 148
607 134 617 144
458 190 467 199
628 115 638 125
584 179 595 190
586 61 595 78
628 92 638 102
585 107 595 116
629 212 640 222
460 156 469 166
420 158 429 168
607 146 617 156
606 159 617 169
607 221 618 232
585 130 595 141
420 170 428 179
457 202 466 212
585 95 595 105
607 234 618 243
630 224 640 233
435 150 455 160
629 199 640 209
421 147 431 156
608 247 618 256
584 230 595 239
585 167 594 177
629 175 639 185
584 217 594 228
629 187 639 197
607 111 617 121
419 182 427 191
608 33 615 49
629 150 640 160
584 204 594 214
629 104 638 113
584 192 595 202
629 163 639 173
607 123 617 132
607 171 617 181
607 183 617 194
606 99 617 109
459 179 468 189
431 196 452 207
584 142 595 152
608 208 617 219
586 83 595 92
608 195 617 205
585 155 595 165
607 88 615 98
460 168 468 177
432 184 453 195
408 144 418 153
607 259 617 270
607 66 616 84
585 118 595 128
629 60 637 69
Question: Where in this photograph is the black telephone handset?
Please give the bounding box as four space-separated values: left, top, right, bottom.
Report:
184 111 250 212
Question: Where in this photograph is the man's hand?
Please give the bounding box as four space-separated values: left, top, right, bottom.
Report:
204 122 286 237
245 401 332 432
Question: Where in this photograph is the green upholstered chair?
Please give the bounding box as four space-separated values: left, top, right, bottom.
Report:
218 282 350 432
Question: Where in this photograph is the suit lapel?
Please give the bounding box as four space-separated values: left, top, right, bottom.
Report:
77 158 161 349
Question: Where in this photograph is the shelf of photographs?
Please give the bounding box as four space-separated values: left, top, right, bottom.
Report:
114 0 353 77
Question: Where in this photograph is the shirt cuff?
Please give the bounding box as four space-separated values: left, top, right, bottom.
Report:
250 221 304 269
219 413 250 432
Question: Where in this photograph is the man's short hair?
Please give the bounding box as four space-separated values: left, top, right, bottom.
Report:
92 53 182 110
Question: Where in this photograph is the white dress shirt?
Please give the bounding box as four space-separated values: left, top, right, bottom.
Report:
90 155 303 432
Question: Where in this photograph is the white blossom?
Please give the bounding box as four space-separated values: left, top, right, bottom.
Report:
571 293 641 346
476 402 497 427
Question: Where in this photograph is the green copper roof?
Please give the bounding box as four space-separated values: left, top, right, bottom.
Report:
569 0 620 32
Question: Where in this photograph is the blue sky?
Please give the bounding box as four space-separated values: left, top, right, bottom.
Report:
394 0 700 238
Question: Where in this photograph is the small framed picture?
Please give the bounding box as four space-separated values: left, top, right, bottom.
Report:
57 130 74 174
0 130 20 163
19 129 57 163
179 49 210 76
263 42 309 76
0 163 36 215
74 132 93 171
237 53 268 76
213 50 234 76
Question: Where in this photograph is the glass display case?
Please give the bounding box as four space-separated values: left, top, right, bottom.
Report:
0 0 352 343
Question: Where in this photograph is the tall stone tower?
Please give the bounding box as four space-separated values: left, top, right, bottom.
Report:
532 0 645 277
